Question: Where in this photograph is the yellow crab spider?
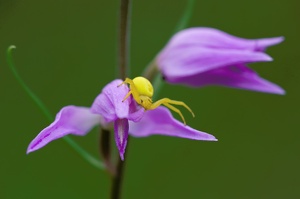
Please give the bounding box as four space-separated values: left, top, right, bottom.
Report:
118 76 195 125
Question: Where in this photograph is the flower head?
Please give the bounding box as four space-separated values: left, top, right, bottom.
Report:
27 79 217 160
156 27 285 94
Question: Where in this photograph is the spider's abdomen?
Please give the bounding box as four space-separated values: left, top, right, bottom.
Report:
132 77 154 98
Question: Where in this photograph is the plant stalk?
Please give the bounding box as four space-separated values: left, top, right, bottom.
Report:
111 0 131 198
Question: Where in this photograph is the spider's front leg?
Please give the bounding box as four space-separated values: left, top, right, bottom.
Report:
118 78 142 104
150 98 195 125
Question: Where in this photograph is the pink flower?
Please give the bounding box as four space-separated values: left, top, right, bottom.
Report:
157 27 285 94
27 80 217 160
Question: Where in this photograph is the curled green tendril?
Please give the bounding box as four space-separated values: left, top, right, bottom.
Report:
6 45 104 170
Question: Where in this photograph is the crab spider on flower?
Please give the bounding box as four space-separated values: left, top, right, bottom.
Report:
119 76 195 125
27 79 216 160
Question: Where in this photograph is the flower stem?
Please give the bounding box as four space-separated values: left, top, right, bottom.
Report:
100 128 116 175
7 46 53 122
143 60 162 100
143 0 196 95
118 0 131 79
7 45 104 170
143 59 159 82
111 138 129 199
174 0 195 32
112 0 131 198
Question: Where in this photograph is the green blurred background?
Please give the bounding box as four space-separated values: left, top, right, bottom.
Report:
0 0 298 198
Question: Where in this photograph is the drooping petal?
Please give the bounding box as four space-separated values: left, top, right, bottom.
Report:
91 79 131 122
27 106 102 153
168 64 285 94
160 27 284 52
129 107 217 141
158 45 272 78
114 118 129 160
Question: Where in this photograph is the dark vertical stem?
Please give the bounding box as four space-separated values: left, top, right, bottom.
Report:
100 129 111 161
111 0 131 198
100 128 115 175
111 138 129 199
118 0 131 79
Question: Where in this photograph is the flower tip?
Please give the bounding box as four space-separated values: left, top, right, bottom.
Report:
262 54 273 62
277 36 285 43
206 135 218 141
26 142 39 154
265 36 285 46
256 36 285 51
273 87 286 95
26 147 34 154
263 82 286 95
120 154 125 161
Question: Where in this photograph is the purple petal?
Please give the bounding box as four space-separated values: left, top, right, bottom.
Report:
128 100 145 122
27 106 102 153
114 118 129 160
158 46 272 78
169 64 285 95
255 36 285 51
160 27 284 51
91 79 131 122
129 107 217 141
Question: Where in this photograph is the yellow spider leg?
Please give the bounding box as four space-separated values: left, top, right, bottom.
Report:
117 81 125 87
118 78 142 104
146 98 164 110
150 98 195 117
122 90 132 102
167 99 195 118
163 102 187 125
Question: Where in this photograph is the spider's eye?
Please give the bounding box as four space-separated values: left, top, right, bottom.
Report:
132 76 154 97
